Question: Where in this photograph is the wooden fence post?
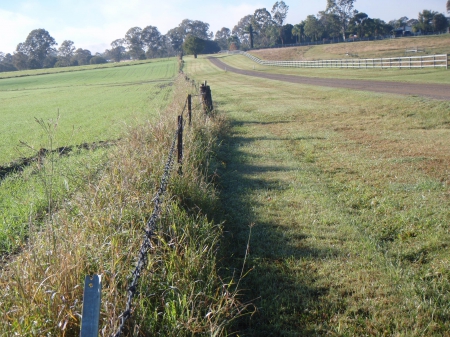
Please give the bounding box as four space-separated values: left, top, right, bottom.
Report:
200 82 213 114
178 115 183 175
188 94 192 126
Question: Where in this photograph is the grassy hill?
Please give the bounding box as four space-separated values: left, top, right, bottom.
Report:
250 34 450 61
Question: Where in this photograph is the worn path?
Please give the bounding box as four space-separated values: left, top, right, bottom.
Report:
208 57 450 100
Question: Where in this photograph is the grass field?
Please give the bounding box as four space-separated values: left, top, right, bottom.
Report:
0 59 177 165
214 54 450 84
0 76 241 336
0 59 177 253
250 34 450 61
185 55 450 335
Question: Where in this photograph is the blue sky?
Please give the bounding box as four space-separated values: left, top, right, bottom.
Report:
0 0 448 54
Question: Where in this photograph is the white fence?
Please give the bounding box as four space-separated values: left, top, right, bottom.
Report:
222 51 449 70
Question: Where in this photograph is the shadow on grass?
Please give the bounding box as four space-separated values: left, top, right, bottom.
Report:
214 128 340 336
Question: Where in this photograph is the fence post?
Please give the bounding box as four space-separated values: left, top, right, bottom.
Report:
178 115 183 175
188 94 192 126
80 275 102 337
200 82 213 114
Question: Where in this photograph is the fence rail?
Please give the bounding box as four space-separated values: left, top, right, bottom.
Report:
223 51 449 70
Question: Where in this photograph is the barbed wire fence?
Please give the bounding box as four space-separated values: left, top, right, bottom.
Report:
80 74 214 337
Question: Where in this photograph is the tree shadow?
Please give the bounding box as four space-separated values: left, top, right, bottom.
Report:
214 128 341 336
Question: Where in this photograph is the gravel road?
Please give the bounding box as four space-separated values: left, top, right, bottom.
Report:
208 57 450 101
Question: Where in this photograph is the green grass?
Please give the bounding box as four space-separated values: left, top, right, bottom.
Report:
213 54 450 84
0 59 177 165
0 59 177 253
0 58 174 79
0 76 243 336
185 55 450 335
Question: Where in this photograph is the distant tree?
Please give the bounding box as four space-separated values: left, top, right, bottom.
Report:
432 13 448 32
447 0 450 13
318 11 341 39
326 0 356 40
292 23 304 43
0 52 17 72
304 15 324 41
349 12 369 37
214 27 231 50
202 40 221 54
142 25 163 58
178 19 212 40
271 1 289 45
125 27 145 59
57 40 76 66
166 27 184 53
183 35 204 58
12 51 29 70
415 10 439 33
72 48 92 65
90 56 107 64
43 55 58 68
244 24 256 48
252 8 274 47
233 15 254 49
17 29 57 68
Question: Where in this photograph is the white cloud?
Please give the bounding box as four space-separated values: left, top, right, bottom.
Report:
0 9 38 53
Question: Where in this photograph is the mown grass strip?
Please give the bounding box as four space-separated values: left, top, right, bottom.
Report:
185 55 450 336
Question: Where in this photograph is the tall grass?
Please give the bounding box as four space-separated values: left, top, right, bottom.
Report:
0 75 244 336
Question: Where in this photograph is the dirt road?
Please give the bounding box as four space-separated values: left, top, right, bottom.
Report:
208 57 450 100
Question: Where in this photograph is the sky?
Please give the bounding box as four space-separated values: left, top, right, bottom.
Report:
0 0 448 54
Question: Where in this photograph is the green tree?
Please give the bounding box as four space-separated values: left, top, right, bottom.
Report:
349 12 369 37
214 27 231 50
72 48 92 65
415 10 438 33
57 40 75 67
326 0 356 40
292 23 304 43
142 25 163 58
432 13 448 32
318 11 341 39
233 15 254 49
12 51 29 70
271 1 289 45
90 55 107 64
17 29 57 68
252 8 274 47
182 35 204 58
304 15 324 41
125 27 145 59
244 24 256 48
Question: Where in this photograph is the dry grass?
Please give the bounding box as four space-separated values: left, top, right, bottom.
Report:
250 35 450 61
0 75 244 336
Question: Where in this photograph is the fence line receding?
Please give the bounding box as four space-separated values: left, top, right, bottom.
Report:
223 51 448 70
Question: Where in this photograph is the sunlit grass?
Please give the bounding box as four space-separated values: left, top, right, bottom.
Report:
212 53 450 84
185 55 450 335
0 59 177 164
0 75 244 336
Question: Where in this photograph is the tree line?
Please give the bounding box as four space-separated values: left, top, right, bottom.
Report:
1 0 449 72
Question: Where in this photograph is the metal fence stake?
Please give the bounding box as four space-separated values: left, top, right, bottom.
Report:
80 274 102 337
